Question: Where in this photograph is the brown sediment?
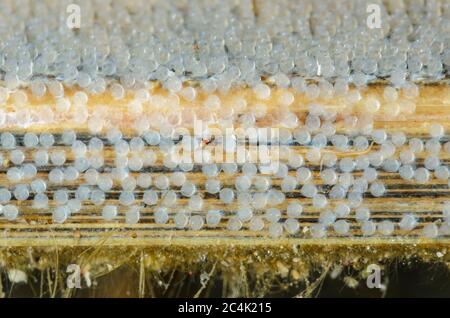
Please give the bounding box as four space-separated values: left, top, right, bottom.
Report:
0 242 448 297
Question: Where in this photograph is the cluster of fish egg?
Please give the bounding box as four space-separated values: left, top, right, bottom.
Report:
0 78 450 240
0 0 450 91
0 0 450 239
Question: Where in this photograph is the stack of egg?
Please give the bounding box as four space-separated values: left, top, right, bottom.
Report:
0 0 449 243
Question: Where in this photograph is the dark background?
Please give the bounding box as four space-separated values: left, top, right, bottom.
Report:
3 261 450 298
